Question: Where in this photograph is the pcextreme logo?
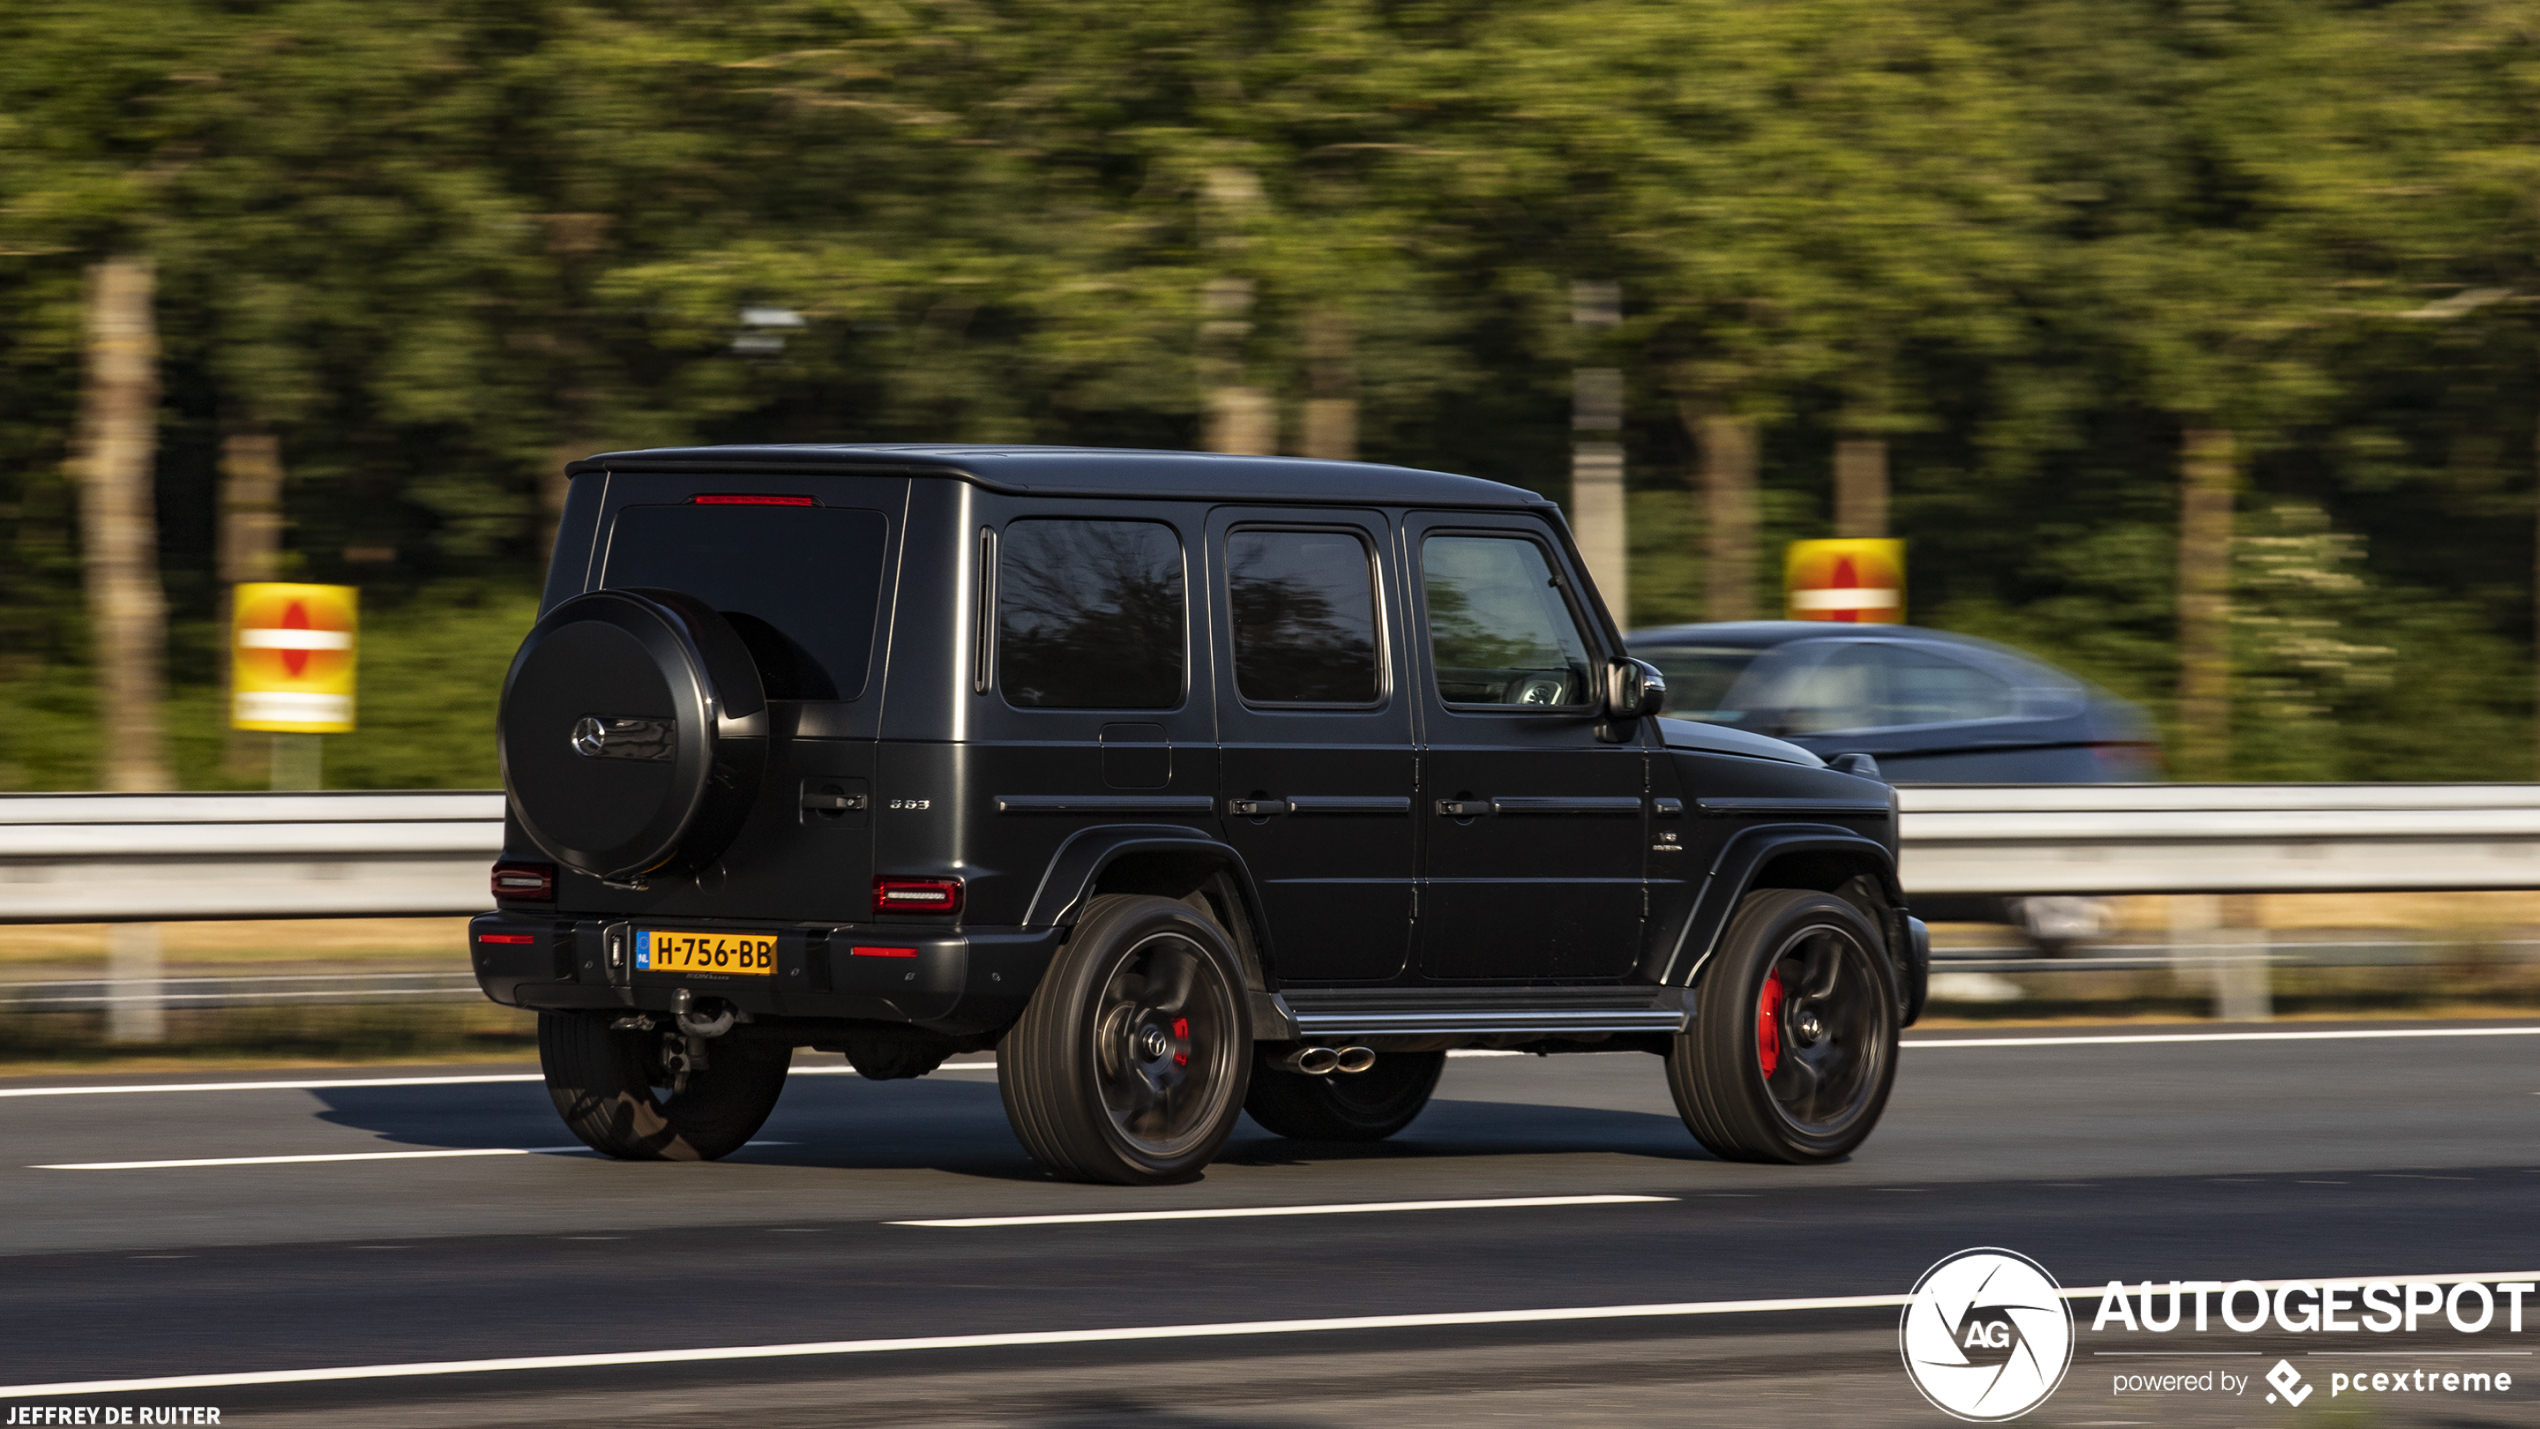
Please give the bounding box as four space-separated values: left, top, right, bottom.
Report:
1900 1248 2076 1421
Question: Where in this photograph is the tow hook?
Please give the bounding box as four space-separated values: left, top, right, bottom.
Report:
672 987 737 1039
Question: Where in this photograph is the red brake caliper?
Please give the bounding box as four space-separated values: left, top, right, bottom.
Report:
1172 1017 1189 1067
1756 971 1785 1077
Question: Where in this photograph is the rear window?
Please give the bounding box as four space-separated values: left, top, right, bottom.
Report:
602 503 889 700
998 519 1187 709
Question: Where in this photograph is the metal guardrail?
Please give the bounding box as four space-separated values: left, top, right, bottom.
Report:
0 791 502 922
1928 938 2540 975
3 784 2536 1036
0 970 482 1013
1898 783 2540 895
6 784 2540 923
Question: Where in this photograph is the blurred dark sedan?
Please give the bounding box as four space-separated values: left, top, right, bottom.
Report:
1625 622 2161 783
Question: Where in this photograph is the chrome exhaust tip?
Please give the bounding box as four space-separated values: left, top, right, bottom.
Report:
1275 1046 1342 1075
1333 1046 1378 1074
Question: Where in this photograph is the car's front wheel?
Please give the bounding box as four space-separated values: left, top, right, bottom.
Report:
538 1011 790 1161
1244 1049 1445 1142
999 895 1252 1184
1667 889 1898 1163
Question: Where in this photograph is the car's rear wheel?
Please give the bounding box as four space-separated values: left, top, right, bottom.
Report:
538 1011 789 1161
1668 889 1898 1164
1244 1049 1445 1142
998 895 1251 1184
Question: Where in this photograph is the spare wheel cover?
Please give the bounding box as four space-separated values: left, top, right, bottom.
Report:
498 588 766 882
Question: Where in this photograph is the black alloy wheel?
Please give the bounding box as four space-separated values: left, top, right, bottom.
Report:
1000 894 1252 1184
1668 888 1899 1163
1243 1049 1446 1142
538 1010 791 1160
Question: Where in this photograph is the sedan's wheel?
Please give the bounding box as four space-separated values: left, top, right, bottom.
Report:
999 895 1252 1184
1668 889 1898 1164
538 1011 790 1161
1244 1049 1445 1143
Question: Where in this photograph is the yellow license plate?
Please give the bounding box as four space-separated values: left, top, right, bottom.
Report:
634 929 777 976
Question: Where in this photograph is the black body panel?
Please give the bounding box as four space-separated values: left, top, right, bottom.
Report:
482 447 1911 1049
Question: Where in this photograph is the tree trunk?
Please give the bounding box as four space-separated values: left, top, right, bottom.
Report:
75 255 171 792
1834 436 1889 539
217 428 287 780
1198 274 1275 455
1572 366 1627 625
2176 427 2237 779
1684 403 1759 622
542 437 584 561
1205 389 1277 455
1299 306 1357 462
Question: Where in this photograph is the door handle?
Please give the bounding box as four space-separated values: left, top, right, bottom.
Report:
1488 796 1645 815
1434 799 1491 817
1227 798 1293 817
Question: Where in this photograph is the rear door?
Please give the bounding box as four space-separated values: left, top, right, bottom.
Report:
1406 514 1646 981
570 472 906 924
962 507 1220 908
1206 509 1415 983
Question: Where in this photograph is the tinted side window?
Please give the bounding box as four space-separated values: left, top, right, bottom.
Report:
999 519 1186 709
1773 644 1884 733
603 504 889 700
1882 647 2016 724
1227 529 1381 705
1421 535 1593 706
1634 643 1764 722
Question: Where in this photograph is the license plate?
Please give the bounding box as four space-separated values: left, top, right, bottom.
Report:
634 929 777 976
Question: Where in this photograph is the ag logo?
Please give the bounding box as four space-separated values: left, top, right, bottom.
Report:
1900 1248 2074 1421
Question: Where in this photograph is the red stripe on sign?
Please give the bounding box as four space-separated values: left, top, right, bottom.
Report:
851 946 919 959
478 934 535 945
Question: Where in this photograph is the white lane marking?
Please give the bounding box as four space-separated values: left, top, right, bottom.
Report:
9 1024 2531 1099
36 1140 793 1171
10 1269 2537 1399
38 1147 588 1170
0 1074 546 1099
891 1195 1677 1227
1903 1026 2540 1049
0 1066 886 1100
0 1292 1913 1397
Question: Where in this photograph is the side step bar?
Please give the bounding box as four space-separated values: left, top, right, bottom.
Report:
1277 989 1690 1038
1290 1009 1688 1036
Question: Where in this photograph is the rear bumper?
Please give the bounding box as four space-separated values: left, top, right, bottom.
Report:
467 912 1062 1037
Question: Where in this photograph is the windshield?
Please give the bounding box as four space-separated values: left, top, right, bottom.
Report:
1633 645 1766 724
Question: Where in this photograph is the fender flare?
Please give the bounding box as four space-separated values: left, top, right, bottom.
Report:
1021 823 1271 941
1648 824 1904 989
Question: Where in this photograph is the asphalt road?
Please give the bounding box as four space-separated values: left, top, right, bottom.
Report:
1 1020 2535 1428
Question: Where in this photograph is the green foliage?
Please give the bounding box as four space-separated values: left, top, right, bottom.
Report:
0 585 534 790
3 0 2538 787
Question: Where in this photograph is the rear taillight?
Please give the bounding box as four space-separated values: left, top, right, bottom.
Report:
872 877 962 916
850 945 919 959
492 861 556 902
692 493 817 506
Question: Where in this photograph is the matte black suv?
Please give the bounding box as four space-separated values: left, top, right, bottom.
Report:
470 446 1929 1184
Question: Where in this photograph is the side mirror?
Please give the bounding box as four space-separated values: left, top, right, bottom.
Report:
1826 751 1884 781
1604 657 1666 720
